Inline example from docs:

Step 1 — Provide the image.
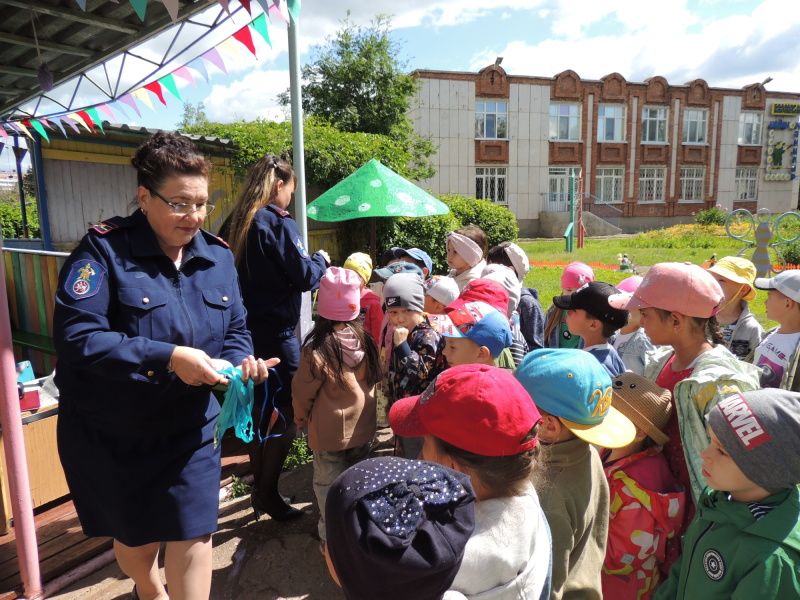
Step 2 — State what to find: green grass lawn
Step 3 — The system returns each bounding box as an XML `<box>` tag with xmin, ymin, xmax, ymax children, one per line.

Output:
<box><xmin>520</xmin><ymin>235</ymin><xmax>776</xmax><ymax>330</ymax></box>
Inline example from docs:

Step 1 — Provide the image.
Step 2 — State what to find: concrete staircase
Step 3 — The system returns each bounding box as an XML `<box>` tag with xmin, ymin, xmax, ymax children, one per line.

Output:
<box><xmin>539</xmin><ymin>210</ymin><xmax>622</xmax><ymax>238</ymax></box>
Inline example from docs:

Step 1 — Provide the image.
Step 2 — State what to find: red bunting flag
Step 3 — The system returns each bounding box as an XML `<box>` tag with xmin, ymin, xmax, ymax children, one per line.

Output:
<box><xmin>233</xmin><ymin>26</ymin><xmax>257</xmax><ymax>57</ymax></box>
<box><xmin>144</xmin><ymin>81</ymin><xmax>168</xmax><ymax>105</ymax></box>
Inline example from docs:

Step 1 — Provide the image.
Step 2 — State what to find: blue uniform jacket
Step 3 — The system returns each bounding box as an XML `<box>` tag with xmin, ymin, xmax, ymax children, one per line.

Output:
<box><xmin>53</xmin><ymin>209</ymin><xmax>253</xmax><ymax>435</ymax></box>
<box><xmin>237</xmin><ymin>204</ymin><xmax>328</xmax><ymax>339</ymax></box>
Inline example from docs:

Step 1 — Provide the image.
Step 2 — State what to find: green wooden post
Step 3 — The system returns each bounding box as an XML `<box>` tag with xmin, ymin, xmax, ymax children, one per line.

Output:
<box><xmin>565</xmin><ymin>173</ymin><xmax>576</xmax><ymax>252</ymax></box>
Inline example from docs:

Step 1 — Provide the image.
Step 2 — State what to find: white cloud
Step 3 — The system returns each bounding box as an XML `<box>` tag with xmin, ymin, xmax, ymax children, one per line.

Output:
<box><xmin>204</xmin><ymin>68</ymin><xmax>290</xmax><ymax>123</ymax></box>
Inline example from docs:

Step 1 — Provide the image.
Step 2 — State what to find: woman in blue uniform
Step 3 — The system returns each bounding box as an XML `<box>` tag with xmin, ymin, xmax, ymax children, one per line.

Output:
<box><xmin>54</xmin><ymin>132</ymin><xmax>271</xmax><ymax>600</ymax></box>
<box><xmin>222</xmin><ymin>154</ymin><xmax>329</xmax><ymax>520</ymax></box>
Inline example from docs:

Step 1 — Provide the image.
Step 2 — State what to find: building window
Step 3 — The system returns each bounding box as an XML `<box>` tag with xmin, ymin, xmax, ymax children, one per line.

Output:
<box><xmin>546</xmin><ymin>167</ymin><xmax>581</xmax><ymax>211</ymax></box>
<box><xmin>597</xmin><ymin>105</ymin><xmax>625</xmax><ymax>142</ymax></box>
<box><xmin>549</xmin><ymin>104</ymin><xmax>581</xmax><ymax>141</ymax></box>
<box><xmin>680</xmin><ymin>167</ymin><xmax>705</xmax><ymax>202</ymax></box>
<box><xmin>475</xmin><ymin>101</ymin><xmax>508</xmax><ymax>139</ymax></box>
<box><xmin>738</xmin><ymin>112</ymin><xmax>762</xmax><ymax>145</ymax></box>
<box><xmin>595</xmin><ymin>168</ymin><xmax>624</xmax><ymax>203</ymax></box>
<box><xmin>735</xmin><ymin>167</ymin><xmax>758</xmax><ymax>200</ymax></box>
<box><xmin>638</xmin><ymin>167</ymin><xmax>665</xmax><ymax>203</ymax></box>
<box><xmin>641</xmin><ymin>107</ymin><xmax>668</xmax><ymax>143</ymax></box>
<box><xmin>683</xmin><ymin>109</ymin><xmax>708</xmax><ymax>144</ymax></box>
<box><xmin>476</xmin><ymin>167</ymin><xmax>507</xmax><ymax>205</ymax></box>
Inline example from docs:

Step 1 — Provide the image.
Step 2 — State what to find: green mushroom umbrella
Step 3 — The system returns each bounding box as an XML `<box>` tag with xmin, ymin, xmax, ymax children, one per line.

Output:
<box><xmin>306</xmin><ymin>159</ymin><xmax>450</xmax><ymax>262</ymax></box>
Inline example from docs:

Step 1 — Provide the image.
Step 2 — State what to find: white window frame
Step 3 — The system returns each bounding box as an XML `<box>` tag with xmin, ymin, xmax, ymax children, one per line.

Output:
<box><xmin>475</xmin><ymin>101</ymin><xmax>508</xmax><ymax>140</ymax></box>
<box><xmin>738</xmin><ymin>112</ymin><xmax>762</xmax><ymax>145</ymax></box>
<box><xmin>547</xmin><ymin>166</ymin><xmax>581</xmax><ymax>211</ymax></box>
<box><xmin>549</xmin><ymin>104</ymin><xmax>581</xmax><ymax>141</ymax></box>
<box><xmin>682</xmin><ymin>109</ymin><xmax>708</xmax><ymax>144</ymax></box>
<box><xmin>679</xmin><ymin>167</ymin><xmax>705</xmax><ymax>202</ymax></box>
<box><xmin>595</xmin><ymin>168</ymin><xmax>624</xmax><ymax>203</ymax></box>
<box><xmin>638</xmin><ymin>167</ymin><xmax>666</xmax><ymax>203</ymax></box>
<box><xmin>597</xmin><ymin>105</ymin><xmax>625</xmax><ymax>142</ymax></box>
<box><xmin>735</xmin><ymin>167</ymin><xmax>758</xmax><ymax>200</ymax></box>
<box><xmin>641</xmin><ymin>107</ymin><xmax>668</xmax><ymax>143</ymax></box>
<box><xmin>476</xmin><ymin>167</ymin><xmax>507</xmax><ymax>205</ymax></box>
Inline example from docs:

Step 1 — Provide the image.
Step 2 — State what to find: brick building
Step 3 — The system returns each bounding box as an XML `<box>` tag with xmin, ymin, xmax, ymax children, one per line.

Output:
<box><xmin>408</xmin><ymin>64</ymin><xmax>800</xmax><ymax>236</ymax></box>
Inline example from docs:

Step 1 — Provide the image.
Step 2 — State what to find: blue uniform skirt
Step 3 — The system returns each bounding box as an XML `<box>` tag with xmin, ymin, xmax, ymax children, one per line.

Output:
<box><xmin>57</xmin><ymin>402</ymin><xmax>221</xmax><ymax>547</ymax></box>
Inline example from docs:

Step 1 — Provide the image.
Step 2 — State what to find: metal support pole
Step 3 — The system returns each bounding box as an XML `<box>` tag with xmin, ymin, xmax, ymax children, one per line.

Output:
<box><xmin>14</xmin><ymin>137</ymin><xmax>29</xmax><ymax>238</ymax></box>
<box><xmin>288</xmin><ymin>17</ymin><xmax>307</xmax><ymax>248</ymax></box>
<box><xmin>566</xmin><ymin>174</ymin><xmax>575</xmax><ymax>252</ymax></box>
<box><xmin>0</xmin><ymin>239</ymin><xmax>42</xmax><ymax>598</ymax></box>
<box><xmin>31</xmin><ymin>134</ymin><xmax>52</xmax><ymax>250</ymax></box>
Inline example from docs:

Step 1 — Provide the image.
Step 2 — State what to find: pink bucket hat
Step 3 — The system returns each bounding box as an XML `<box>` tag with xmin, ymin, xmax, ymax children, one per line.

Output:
<box><xmin>608</xmin><ymin>262</ymin><xmax>723</xmax><ymax>318</ymax></box>
<box><xmin>561</xmin><ymin>262</ymin><xmax>595</xmax><ymax>289</ymax></box>
<box><xmin>318</xmin><ymin>267</ymin><xmax>361</xmax><ymax>322</ymax></box>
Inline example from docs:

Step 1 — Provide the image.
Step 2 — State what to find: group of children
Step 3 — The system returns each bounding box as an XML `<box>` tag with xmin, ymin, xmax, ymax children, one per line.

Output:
<box><xmin>286</xmin><ymin>224</ymin><xmax>800</xmax><ymax>600</ymax></box>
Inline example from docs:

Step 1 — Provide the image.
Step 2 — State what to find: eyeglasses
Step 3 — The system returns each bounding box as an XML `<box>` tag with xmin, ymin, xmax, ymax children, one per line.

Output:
<box><xmin>148</xmin><ymin>187</ymin><xmax>215</xmax><ymax>216</ymax></box>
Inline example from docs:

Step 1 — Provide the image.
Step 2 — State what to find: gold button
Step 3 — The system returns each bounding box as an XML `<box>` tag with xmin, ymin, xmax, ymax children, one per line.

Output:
<box><xmin>147</xmin><ymin>370</ymin><xmax>155</xmax><ymax>376</ymax></box>
<box><xmin>222</xmin><ymin>296</ymin><xmax>228</xmax><ymax>302</ymax></box>
<box><xmin>143</xmin><ymin>297</ymin><xmax>150</xmax><ymax>304</ymax></box>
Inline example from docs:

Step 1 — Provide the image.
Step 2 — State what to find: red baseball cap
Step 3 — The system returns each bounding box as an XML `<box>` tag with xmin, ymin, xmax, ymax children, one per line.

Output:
<box><xmin>389</xmin><ymin>364</ymin><xmax>542</xmax><ymax>456</ymax></box>
<box><xmin>446</xmin><ymin>279</ymin><xmax>509</xmax><ymax>314</ymax></box>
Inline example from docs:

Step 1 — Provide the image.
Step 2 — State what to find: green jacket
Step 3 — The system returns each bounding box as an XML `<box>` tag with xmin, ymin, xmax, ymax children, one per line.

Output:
<box><xmin>654</xmin><ymin>487</ymin><xmax>800</xmax><ymax>599</ymax></box>
<box><xmin>644</xmin><ymin>346</ymin><xmax>761</xmax><ymax>503</ymax></box>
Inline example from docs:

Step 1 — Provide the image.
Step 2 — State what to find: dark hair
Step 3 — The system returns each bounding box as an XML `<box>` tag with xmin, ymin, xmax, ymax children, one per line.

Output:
<box><xmin>654</xmin><ymin>308</ymin><xmax>724</xmax><ymax>345</ymax></box>
<box><xmin>131</xmin><ymin>131</ymin><xmax>212</xmax><ymax>191</ymax></box>
<box><xmin>300</xmin><ymin>318</ymin><xmax>382</xmax><ymax>389</ymax></box>
<box><xmin>455</xmin><ymin>225</ymin><xmax>489</xmax><ymax>259</ymax></box>
<box><xmin>221</xmin><ymin>154</ymin><xmax>297</xmax><ymax>266</ymax></box>
<box><xmin>432</xmin><ymin>425</ymin><xmax>544</xmax><ymax>498</ymax></box>
<box><xmin>585</xmin><ymin>311</ymin><xmax>624</xmax><ymax>338</ymax></box>
<box><xmin>486</xmin><ymin>242</ymin><xmax>515</xmax><ymax>271</ymax></box>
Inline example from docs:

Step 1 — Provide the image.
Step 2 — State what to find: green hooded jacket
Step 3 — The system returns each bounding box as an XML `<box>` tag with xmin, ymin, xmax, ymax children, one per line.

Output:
<box><xmin>654</xmin><ymin>486</ymin><xmax>800</xmax><ymax>599</ymax></box>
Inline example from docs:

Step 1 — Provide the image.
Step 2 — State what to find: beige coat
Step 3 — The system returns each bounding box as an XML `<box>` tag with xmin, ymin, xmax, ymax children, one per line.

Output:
<box><xmin>292</xmin><ymin>331</ymin><xmax>377</xmax><ymax>453</ymax></box>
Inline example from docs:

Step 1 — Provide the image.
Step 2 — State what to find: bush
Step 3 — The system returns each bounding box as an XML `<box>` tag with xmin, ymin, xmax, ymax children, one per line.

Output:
<box><xmin>694</xmin><ymin>205</ymin><xmax>728</xmax><ymax>226</ymax></box>
<box><xmin>392</xmin><ymin>211</ymin><xmax>461</xmax><ymax>274</ymax></box>
<box><xmin>781</xmin><ymin>240</ymin><xmax>800</xmax><ymax>266</ymax></box>
<box><xmin>0</xmin><ymin>199</ymin><xmax>40</xmax><ymax>239</ymax></box>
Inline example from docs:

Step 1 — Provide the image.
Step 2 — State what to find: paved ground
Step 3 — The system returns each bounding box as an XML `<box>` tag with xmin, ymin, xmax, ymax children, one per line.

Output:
<box><xmin>47</xmin><ymin>430</ymin><xmax>400</xmax><ymax>600</ymax></box>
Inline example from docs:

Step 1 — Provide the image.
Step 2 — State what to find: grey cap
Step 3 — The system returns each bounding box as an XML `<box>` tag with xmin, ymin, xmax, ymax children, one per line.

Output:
<box><xmin>707</xmin><ymin>389</ymin><xmax>800</xmax><ymax>494</ymax></box>
<box><xmin>754</xmin><ymin>270</ymin><xmax>800</xmax><ymax>303</ymax></box>
<box><xmin>383</xmin><ymin>272</ymin><xmax>425</xmax><ymax>313</ymax></box>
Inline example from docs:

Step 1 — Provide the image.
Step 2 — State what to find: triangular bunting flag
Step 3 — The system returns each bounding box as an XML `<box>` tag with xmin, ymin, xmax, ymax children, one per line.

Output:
<box><xmin>97</xmin><ymin>103</ymin><xmax>117</xmax><ymax>122</ymax></box>
<box><xmin>218</xmin><ymin>0</ymin><xmax>230</xmax><ymax>14</ymax></box>
<box><xmin>0</xmin><ymin>142</ymin><xmax>3</xmax><ymax>157</ymax></box>
<box><xmin>75</xmin><ymin>0</ymin><xmax>87</xmax><ymax>9</ymax></box>
<box><xmin>162</xmin><ymin>0</ymin><xmax>179</xmax><ymax>22</ymax></box>
<box><xmin>50</xmin><ymin>118</ymin><xmax>68</xmax><ymax>138</ymax></box>
<box><xmin>130</xmin><ymin>0</ymin><xmax>147</xmax><ymax>20</ymax></box>
<box><xmin>239</xmin><ymin>0</ymin><xmax>252</xmax><ymax>14</ymax></box>
<box><xmin>233</xmin><ymin>26</ymin><xmax>257</xmax><ymax>57</ymax></box>
<box><xmin>29</xmin><ymin>119</ymin><xmax>50</xmax><ymax>142</ymax></box>
<box><xmin>14</xmin><ymin>121</ymin><xmax>34</xmax><ymax>140</ymax></box>
<box><xmin>132</xmin><ymin>88</ymin><xmax>155</xmax><ymax>111</ymax></box>
<box><xmin>200</xmin><ymin>47</ymin><xmax>227</xmax><ymax>75</ymax></box>
<box><xmin>144</xmin><ymin>81</ymin><xmax>168</xmax><ymax>106</ymax></box>
<box><xmin>60</xmin><ymin>115</ymin><xmax>80</xmax><ymax>134</ymax></box>
<box><xmin>187</xmin><ymin>58</ymin><xmax>210</xmax><ymax>83</ymax></box>
<box><xmin>70</xmin><ymin>112</ymin><xmax>93</xmax><ymax>133</ymax></box>
<box><xmin>255</xmin><ymin>0</ymin><xmax>271</xmax><ymax>16</ymax></box>
<box><xmin>268</xmin><ymin>2</ymin><xmax>289</xmax><ymax>24</ymax></box>
<box><xmin>12</xmin><ymin>145</ymin><xmax>28</xmax><ymax>164</ymax></box>
<box><xmin>85</xmin><ymin>107</ymin><xmax>105</xmax><ymax>133</ymax></box>
<box><xmin>118</xmin><ymin>93</ymin><xmax>143</xmax><ymax>117</ymax></box>
<box><xmin>287</xmin><ymin>0</ymin><xmax>300</xmax><ymax>23</ymax></box>
<box><xmin>172</xmin><ymin>65</ymin><xmax>196</xmax><ymax>87</ymax></box>
<box><xmin>218</xmin><ymin>38</ymin><xmax>242</xmax><ymax>63</ymax></box>
<box><xmin>252</xmin><ymin>13</ymin><xmax>272</xmax><ymax>47</ymax></box>
<box><xmin>158</xmin><ymin>73</ymin><xmax>182</xmax><ymax>101</ymax></box>
<box><xmin>0</xmin><ymin>127</ymin><xmax>8</xmax><ymax>140</ymax></box>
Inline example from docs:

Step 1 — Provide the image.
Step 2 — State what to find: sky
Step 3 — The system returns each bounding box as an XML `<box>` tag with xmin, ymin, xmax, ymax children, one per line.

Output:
<box><xmin>3</xmin><ymin>0</ymin><xmax>799</xmax><ymax>174</ymax></box>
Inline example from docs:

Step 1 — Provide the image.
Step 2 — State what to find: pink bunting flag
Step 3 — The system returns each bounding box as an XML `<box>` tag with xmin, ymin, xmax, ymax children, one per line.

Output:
<box><xmin>200</xmin><ymin>47</ymin><xmax>227</xmax><ymax>75</ymax></box>
<box><xmin>218</xmin><ymin>0</ymin><xmax>230</xmax><ymax>14</ymax></box>
<box><xmin>118</xmin><ymin>94</ymin><xmax>142</xmax><ymax>117</ymax></box>
<box><xmin>97</xmin><ymin>103</ymin><xmax>117</xmax><ymax>122</ymax></box>
<box><xmin>172</xmin><ymin>65</ymin><xmax>196</xmax><ymax>87</ymax></box>
<box><xmin>162</xmin><ymin>0</ymin><xmax>179</xmax><ymax>21</ymax></box>
<box><xmin>0</xmin><ymin>126</ymin><xmax>8</xmax><ymax>140</ymax></box>
<box><xmin>268</xmin><ymin>1</ymin><xmax>289</xmax><ymax>24</ymax></box>
<box><xmin>144</xmin><ymin>81</ymin><xmax>168</xmax><ymax>106</ymax></box>
<box><xmin>233</xmin><ymin>25</ymin><xmax>257</xmax><ymax>57</ymax></box>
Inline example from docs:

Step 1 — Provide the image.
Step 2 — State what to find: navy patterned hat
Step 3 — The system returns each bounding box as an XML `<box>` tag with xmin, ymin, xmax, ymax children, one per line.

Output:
<box><xmin>325</xmin><ymin>457</ymin><xmax>476</xmax><ymax>600</ymax></box>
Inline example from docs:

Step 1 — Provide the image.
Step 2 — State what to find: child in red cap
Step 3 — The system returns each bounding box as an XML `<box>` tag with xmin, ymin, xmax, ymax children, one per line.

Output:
<box><xmin>292</xmin><ymin>267</ymin><xmax>382</xmax><ymax>544</ymax></box>
<box><xmin>389</xmin><ymin>364</ymin><xmax>552</xmax><ymax>599</ymax></box>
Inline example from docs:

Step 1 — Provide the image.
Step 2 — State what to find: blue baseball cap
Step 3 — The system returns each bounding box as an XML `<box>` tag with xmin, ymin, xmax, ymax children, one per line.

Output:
<box><xmin>400</xmin><ymin>248</ymin><xmax>433</xmax><ymax>275</ymax></box>
<box><xmin>430</xmin><ymin>301</ymin><xmax>512</xmax><ymax>358</ymax></box>
<box><xmin>515</xmin><ymin>349</ymin><xmax>636</xmax><ymax>448</ymax></box>
<box><xmin>373</xmin><ymin>261</ymin><xmax>425</xmax><ymax>282</ymax></box>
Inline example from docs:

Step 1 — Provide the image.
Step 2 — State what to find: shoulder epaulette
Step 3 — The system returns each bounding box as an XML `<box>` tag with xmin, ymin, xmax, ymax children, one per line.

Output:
<box><xmin>200</xmin><ymin>229</ymin><xmax>230</xmax><ymax>248</ymax></box>
<box><xmin>88</xmin><ymin>216</ymin><xmax>131</xmax><ymax>235</ymax></box>
<box><xmin>268</xmin><ymin>204</ymin><xmax>293</xmax><ymax>219</ymax></box>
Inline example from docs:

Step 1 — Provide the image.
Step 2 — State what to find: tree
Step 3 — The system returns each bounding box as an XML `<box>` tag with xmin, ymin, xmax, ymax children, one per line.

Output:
<box><xmin>176</xmin><ymin>101</ymin><xmax>209</xmax><ymax>130</ymax></box>
<box><xmin>277</xmin><ymin>14</ymin><xmax>435</xmax><ymax>179</ymax></box>
<box><xmin>22</xmin><ymin>166</ymin><xmax>35</xmax><ymax>199</ymax></box>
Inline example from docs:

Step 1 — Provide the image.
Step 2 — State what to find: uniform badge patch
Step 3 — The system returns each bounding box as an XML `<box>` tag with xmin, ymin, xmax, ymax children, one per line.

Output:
<box><xmin>65</xmin><ymin>260</ymin><xmax>106</xmax><ymax>300</ymax></box>
<box><xmin>703</xmin><ymin>549</ymin><xmax>725</xmax><ymax>581</ymax></box>
<box><xmin>90</xmin><ymin>220</ymin><xmax>120</xmax><ymax>234</ymax></box>
<box><xmin>293</xmin><ymin>235</ymin><xmax>309</xmax><ymax>258</ymax></box>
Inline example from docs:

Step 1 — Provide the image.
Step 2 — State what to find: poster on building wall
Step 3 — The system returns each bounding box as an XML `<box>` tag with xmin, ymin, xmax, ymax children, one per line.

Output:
<box><xmin>766</xmin><ymin>103</ymin><xmax>799</xmax><ymax>181</ymax></box>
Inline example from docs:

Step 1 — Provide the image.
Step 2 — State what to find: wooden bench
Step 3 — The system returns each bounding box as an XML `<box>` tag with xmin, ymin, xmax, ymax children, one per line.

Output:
<box><xmin>3</xmin><ymin>248</ymin><xmax>68</xmax><ymax>375</ymax></box>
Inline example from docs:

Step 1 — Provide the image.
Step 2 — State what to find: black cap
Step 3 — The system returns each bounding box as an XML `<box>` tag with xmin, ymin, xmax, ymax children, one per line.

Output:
<box><xmin>553</xmin><ymin>281</ymin><xmax>628</xmax><ymax>329</ymax></box>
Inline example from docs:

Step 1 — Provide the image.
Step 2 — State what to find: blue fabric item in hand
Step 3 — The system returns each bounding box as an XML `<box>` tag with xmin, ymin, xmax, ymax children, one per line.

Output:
<box><xmin>214</xmin><ymin>366</ymin><xmax>254</xmax><ymax>448</ymax></box>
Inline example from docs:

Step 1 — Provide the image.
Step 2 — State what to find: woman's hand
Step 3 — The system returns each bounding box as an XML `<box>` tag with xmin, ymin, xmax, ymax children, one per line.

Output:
<box><xmin>240</xmin><ymin>355</ymin><xmax>280</xmax><ymax>385</ymax></box>
<box><xmin>170</xmin><ymin>346</ymin><xmax>228</xmax><ymax>386</ymax></box>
